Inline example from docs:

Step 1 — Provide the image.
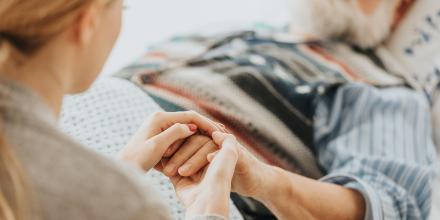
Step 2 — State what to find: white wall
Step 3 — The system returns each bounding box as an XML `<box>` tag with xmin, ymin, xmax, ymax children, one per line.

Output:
<box><xmin>102</xmin><ymin>0</ymin><xmax>290</xmax><ymax>75</ymax></box>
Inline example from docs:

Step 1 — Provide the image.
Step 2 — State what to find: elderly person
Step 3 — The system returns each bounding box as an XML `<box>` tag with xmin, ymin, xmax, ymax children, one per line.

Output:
<box><xmin>289</xmin><ymin>0</ymin><xmax>415</xmax><ymax>48</ymax></box>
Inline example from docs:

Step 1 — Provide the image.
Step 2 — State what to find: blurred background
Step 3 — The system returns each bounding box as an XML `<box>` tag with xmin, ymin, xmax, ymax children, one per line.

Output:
<box><xmin>102</xmin><ymin>0</ymin><xmax>290</xmax><ymax>75</ymax></box>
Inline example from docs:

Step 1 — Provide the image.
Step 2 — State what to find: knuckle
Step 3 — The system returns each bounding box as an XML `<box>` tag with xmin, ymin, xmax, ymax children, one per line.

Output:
<box><xmin>173</xmin><ymin>123</ymin><xmax>188</xmax><ymax>135</ymax></box>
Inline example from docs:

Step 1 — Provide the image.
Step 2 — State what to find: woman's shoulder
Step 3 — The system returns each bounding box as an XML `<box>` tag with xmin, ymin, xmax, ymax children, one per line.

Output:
<box><xmin>7</xmin><ymin>119</ymin><xmax>170</xmax><ymax>220</ymax></box>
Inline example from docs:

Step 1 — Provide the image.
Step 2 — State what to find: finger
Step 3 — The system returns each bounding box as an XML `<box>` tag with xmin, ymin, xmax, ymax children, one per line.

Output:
<box><xmin>188</xmin><ymin>168</ymin><xmax>206</xmax><ymax>183</ymax></box>
<box><xmin>150</xmin><ymin>123</ymin><xmax>197</xmax><ymax>152</ymax></box>
<box><xmin>170</xmin><ymin>175</ymin><xmax>183</xmax><ymax>186</ymax></box>
<box><xmin>153</xmin><ymin>111</ymin><xmax>222</xmax><ymax>135</ymax></box>
<box><xmin>216</xmin><ymin>122</ymin><xmax>229</xmax><ymax>133</ymax></box>
<box><xmin>142</xmin><ymin>123</ymin><xmax>197</xmax><ymax>170</ymax></box>
<box><xmin>154</xmin><ymin>162</ymin><xmax>164</xmax><ymax>172</ymax></box>
<box><xmin>204</xmin><ymin>139</ymin><xmax>239</xmax><ymax>185</ymax></box>
<box><xmin>207</xmin><ymin>151</ymin><xmax>219</xmax><ymax>162</ymax></box>
<box><xmin>178</xmin><ymin>141</ymin><xmax>219</xmax><ymax>177</ymax></box>
<box><xmin>163</xmin><ymin>135</ymin><xmax>210</xmax><ymax>177</ymax></box>
<box><xmin>212</xmin><ymin>131</ymin><xmax>236</xmax><ymax>147</ymax></box>
<box><xmin>164</xmin><ymin>139</ymin><xmax>186</xmax><ymax>158</ymax></box>
<box><xmin>159</xmin><ymin>158</ymin><xmax>170</xmax><ymax>172</ymax></box>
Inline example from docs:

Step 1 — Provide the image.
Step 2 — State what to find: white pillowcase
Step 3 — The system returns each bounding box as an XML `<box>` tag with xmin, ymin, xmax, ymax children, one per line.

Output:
<box><xmin>386</xmin><ymin>0</ymin><xmax>440</xmax><ymax>92</ymax></box>
<box><xmin>387</xmin><ymin>0</ymin><xmax>440</xmax><ymax>151</ymax></box>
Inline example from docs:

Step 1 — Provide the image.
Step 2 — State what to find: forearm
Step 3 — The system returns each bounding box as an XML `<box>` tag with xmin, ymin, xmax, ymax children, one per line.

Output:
<box><xmin>254</xmin><ymin>165</ymin><xmax>366</xmax><ymax>220</ymax></box>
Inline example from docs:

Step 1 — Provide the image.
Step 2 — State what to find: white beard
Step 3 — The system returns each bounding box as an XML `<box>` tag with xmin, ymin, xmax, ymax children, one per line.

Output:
<box><xmin>288</xmin><ymin>0</ymin><xmax>399</xmax><ymax>48</ymax></box>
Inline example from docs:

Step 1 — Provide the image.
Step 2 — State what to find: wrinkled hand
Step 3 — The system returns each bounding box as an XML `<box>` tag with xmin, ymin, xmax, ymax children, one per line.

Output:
<box><xmin>164</xmin><ymin>130</ymin><xmax>270</xmax><ymax>198</ymax></box>
<box><xmin>210</xmin><ymin>132</ymin><xmax>270</xmax><ymax>198</ymax></box>
<box><xmin>119</xmin><ymin>111</ymin><xmax>224</xmax><ymax>171</ymax></box>
<box><xmin>170</xmin><ymin>139</ymin><xmax>239</xmax><ymax>219</ymax></box>
<box><xmin>161</xmin><ymin>135</ymin><xmax>219</xmax><ymax>177</ymax></box>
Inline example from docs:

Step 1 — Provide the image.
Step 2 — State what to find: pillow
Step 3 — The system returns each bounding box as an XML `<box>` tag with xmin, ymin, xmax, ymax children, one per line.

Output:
<box><xmin>385</xmin><ymin>0</ymin><xmax>440</xmax><ymax>156</ymax></box>
<box><xmin>60</xmin><ymin>77</ymin><xmax>244</xmax><ymax>220</ymax></box>
<box><xmin>386</xmin><ymin>0</ymin><xmax>440</xmax><ymax>93</ymax></box>
<box><xmin>384</xmin><ymin>3</ymin><xmax>440</xmax><ymax>219</ymax></box>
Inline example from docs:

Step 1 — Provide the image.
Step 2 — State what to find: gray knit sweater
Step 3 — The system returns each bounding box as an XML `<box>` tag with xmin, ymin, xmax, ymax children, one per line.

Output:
<box><xmin>0</xmin><ymin>77</ymin><xmax>224</xmax><ymax>220</ymax></box>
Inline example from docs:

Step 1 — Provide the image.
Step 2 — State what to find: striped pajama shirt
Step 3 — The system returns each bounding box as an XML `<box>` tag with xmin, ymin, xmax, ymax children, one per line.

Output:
<box><xmin>315</xmin><ymin>83</ymin><xmax>438</xmax><ymax>219</ymax></box>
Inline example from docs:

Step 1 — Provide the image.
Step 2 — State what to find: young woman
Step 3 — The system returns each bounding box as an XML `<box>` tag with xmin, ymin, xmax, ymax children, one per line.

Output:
<box><xmin>0</xmin><ymin>0</ymin><xmax>237</xmax><ymax>219</ymax></box>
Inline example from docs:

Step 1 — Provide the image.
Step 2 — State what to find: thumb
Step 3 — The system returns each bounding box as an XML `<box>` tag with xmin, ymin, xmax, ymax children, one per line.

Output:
<box><xmin>204</xmin><ymin>134</ymin><xmax>239</xmax><ymax>183</ymax></box>
<box><xmin>193</xmin><ymin>133</ymin><xmax>238</xmax><ymax>219</ymax></box>
<box><xmin>212</xmin><ymin>131</ymin><xmax>237</xmax><ymax>147</ymax></box>
<box><xmin>148</xmin><ymin>123</ymin><xmax>197</xmax><ymax>155</ymax></box>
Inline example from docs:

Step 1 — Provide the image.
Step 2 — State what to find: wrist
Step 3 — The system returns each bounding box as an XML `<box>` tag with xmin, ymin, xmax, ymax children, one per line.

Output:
<box><xmin>253</xmin><ymin>165</ymin><xmax>295</xmax><ymax>203</ymax></box>
<box><xmin>184</xmin><ymin>183</ymin><xmax>230</xmax><ymax>219</ymax></box>
<box><xmin>253</xmin><ymin>166</ymin><xmax>317</xmax><ymax>220</ymax></box>
<box><xmin>184</xmin><ymin>197</ymin><xmax>229</xmax><ymax>219</ymax></box>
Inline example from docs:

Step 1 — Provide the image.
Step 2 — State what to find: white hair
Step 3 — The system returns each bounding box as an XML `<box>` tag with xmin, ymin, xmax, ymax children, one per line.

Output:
<box><xmin>288</xmin><ymin>0</ymin><xmax>399</xmax><ymax>48</ymax></box>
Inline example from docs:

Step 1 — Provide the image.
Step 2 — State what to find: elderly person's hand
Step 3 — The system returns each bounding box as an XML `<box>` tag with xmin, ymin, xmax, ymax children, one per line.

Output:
<box><xmin>161</xmin><ymin>134</ymin><xmax>219</xmax><ymax>178</ymax></box>
<box><xmin>209</xmin><ymin>132</ymin><xmax>366</xmax><ymax>220</ymax></box>
<box><xmin>161</xmin><ymin>130</ymin><xmax>267</xmax><ymax>198</ymax></box>
<box><xmin>118</xmin><ymin>111</ymin><xmax>224</xmax><ymax>171</ymax></box>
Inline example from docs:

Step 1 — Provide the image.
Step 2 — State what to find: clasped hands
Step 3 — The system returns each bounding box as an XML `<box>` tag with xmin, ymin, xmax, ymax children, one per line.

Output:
<box><xmin>119</xmin><ymin>111</ymin><xmax>267</xmax><ymax>219</ymax></box>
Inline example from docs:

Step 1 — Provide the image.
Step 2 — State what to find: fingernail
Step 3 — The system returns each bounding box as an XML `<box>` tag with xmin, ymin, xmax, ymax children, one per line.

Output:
<box><xmin>164</xmin><ymin>163</ymin><xmax>176</xmax><ymax>175</ymax></box>
<box><xmin>178</xmin><ymin>164</ymin><xmax>192</xmax><ymax>175</ymax></box>
<box><xmin>187</xmin><ymin>124</ymin><xmax>198</xmax><ymax>132</ymax></box>
<box><xmin>216</xmin><ymin>123</ymin><xmax>227</xmax><ymax>132</ymax></box>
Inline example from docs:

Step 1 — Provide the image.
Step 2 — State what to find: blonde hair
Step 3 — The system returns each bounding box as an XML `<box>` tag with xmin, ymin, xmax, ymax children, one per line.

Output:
<box><xmin>0</xmin><ymin>132</ymin><xmax>28</xmax><ymax>220</ymax></box>
<box><xmin>0</xmin><ymin>0</ymin><xmax>113</xmax><ymax>219</ymax></box>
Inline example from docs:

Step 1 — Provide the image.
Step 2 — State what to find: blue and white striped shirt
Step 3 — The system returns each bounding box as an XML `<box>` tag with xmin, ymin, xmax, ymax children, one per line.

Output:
<box><xmin>315</xmin><ymin>83</ymin><xmax>438</xmax><ymax>220</ymax></box>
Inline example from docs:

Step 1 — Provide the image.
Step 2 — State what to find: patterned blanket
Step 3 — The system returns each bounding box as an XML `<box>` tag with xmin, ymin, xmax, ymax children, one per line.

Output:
<box><xmin>115</xmin><ymin>24</ymin><xmax>406</xmax><ymax>179</ymax></box>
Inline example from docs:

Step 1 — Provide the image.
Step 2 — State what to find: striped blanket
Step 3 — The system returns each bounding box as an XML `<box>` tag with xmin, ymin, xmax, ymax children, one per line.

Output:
<box><xmin>115</xmin><ymin>25</ymin><xmax>407</xmax><ymax>178</ymax></box>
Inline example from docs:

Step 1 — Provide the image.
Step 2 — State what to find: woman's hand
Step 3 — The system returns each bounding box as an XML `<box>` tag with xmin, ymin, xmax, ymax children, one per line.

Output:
<box><xmin>118</xmin><ymin>111</ymin><xmax>223</xmax><ymax>171</ymax></box>
<box><xmin>170</xmin><ymin>139</ymin><xmax>239</xmax><ymax>219</ymax></box>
